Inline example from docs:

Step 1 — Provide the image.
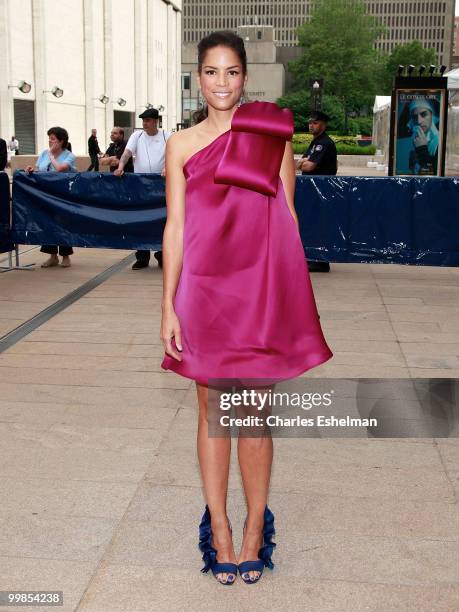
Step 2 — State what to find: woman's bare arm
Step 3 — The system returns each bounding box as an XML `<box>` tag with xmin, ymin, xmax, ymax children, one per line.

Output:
<box><xmin>160</xmin><ymin>132</ymin><xmax>186</xmax><ymax>361</ymax></box>
<box><xmin>279</xmin><ymin>141</ymin><xmax>299</xmax><ymax>227</ymax></box>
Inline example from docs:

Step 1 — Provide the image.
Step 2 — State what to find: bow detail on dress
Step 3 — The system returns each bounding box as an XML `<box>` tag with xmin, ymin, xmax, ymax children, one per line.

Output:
<box><xmin>214</xmin><ymin>101</ymin><xmax>294</xmax><ymax>197</ymax></box>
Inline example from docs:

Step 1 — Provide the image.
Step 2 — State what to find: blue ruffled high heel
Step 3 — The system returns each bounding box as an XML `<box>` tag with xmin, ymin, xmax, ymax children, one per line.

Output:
<box><xmin>238</xmin><ymin>506</ymin><xmax>276</xmax><ymax>584</ymax></box>
<box><xmin>198</xmin><ymin>505</ymin><xmax>238</xmax><ymax>585</ymax></box>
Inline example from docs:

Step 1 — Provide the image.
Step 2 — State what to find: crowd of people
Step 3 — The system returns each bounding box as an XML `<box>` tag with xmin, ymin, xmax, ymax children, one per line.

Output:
<box><xmin>2</xmin><ymin>103</ymin><xmax>337</xmax><ymax>273</ymax></box>
<box><xmin>19</xmin><ymin>107</ymin><xmax>169</xmax><ymax>270</ymax></box>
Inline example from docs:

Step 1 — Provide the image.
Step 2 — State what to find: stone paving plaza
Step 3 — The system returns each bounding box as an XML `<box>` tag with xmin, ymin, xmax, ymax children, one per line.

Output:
<box><xmin>0</xmin><ymin>244</ymin><xmax>458</xmax><ymax>612</ymax></box>
<box><xmin>1</xmin><ymin>154</ymin><xmax>459</xmax><ymax>612</ymax></box>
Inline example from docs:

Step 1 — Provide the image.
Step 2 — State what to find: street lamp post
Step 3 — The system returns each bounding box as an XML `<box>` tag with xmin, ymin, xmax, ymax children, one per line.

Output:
<box><xmin>309</xmin><ymin>78</ymin><xmax>324</xmax><ymax>111</ymax></box>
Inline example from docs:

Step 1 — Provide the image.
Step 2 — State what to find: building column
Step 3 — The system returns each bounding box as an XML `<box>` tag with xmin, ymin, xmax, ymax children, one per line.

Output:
<box><xmin>0</xmin><ymin>0</ymin><xmax>14</xmax><ymax>140</ymax></box>
<box><xmin>175</xmin><ymin>7</ymin><xmax>182</xmax><ymax>126</ymax></box>
<box><xmin>134</xmin><ymin>0</ymin><xmax>147</xmax><ymax>121</ymax></box>
<box><xmin>32</xmin><ymin>0</ymin><xmax>47</xmax><ymax>151</ymax></box>
<box><xmin>103</xmin><ymin>0</ymin><xmax>114</xmax><ymax>139</ymax></box>
<box><xmin>83</xmin><ymin>0</ymin><xmax>95</xmax><ymax>144</ymax></box>
<box><xmin>146</xmin><ymin>0</ymin><xmax>155</xmax><ymax>127</ymax></box>
<box><xmin>166</xmin><ymin>3</ymin><xmax>176</xmax><ymax>130</ymax></box>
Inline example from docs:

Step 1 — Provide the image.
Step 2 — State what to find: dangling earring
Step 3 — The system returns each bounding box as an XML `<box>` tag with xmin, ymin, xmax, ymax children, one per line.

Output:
<box><xmin>239</xmin><ymin>89</ymin><xmax>247</xmax><ymax>106</ymax></box>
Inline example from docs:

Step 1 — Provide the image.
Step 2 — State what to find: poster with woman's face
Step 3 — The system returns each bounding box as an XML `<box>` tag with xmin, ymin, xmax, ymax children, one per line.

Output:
<box><xmin>394</xmin><ymin>91</ymin><xmax>443</xmax><ymax>176</ymax></box>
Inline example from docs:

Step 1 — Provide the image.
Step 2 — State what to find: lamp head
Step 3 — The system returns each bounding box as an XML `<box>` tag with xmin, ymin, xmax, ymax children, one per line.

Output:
<box><xmin>51</xmin><ymin>86</ymin><xmax>64</xmax><ymax>98</ymax></box>
<box><xmin>18</xmin><ymin>80</ymin><xmax>32</xmax><ymax>94</ymax></box>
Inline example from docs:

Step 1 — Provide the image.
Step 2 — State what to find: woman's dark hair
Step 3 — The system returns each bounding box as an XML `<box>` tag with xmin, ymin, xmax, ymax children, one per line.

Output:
<box><xmin>193</xmin><ymin>31</ymin><xmax>247</xmax><ymax>125</ymax></box>
<box><xmin>47</xmin><ymin>126</ymin><xmax>70</xmax><ymax>150</ymax></box>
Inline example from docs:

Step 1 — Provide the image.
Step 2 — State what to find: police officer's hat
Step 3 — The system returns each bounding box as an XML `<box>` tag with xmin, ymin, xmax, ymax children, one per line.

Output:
<box><xmin>138</xmin><ymin>107</ymin><xmax>159</xmax><ymax>119</ymax></box>
<box><xmin>308</xmin><ymin>110</ymin><xmax>331</xmax><ymax>123</ymax></box>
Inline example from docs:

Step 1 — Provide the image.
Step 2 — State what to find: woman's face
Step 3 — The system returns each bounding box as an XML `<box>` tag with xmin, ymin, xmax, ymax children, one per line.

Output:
<box><xmin>197</xmin><ymin>45</ymin><xmax>247</xmax><ymax>112</ymax></box>
<box><xmin>48</xmin><ymin>133</ymin><xmax>63</xmax><ymax>149</ymax></box>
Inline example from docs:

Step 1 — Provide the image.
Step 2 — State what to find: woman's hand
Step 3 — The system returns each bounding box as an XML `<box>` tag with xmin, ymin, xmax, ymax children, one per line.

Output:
<box><xmin>48</xmin><ymin>142</ymin><xmax>60</xmax><ymax>156</ymax></box>
<box><xmin>113</xmin><ymin>167</ymin><xmax>124</xmax><ymax>177</ymax></box>
<box><xmin>161</xmin><ymin>306</ymin><xmax>183</xmax><ymax>361</ymax></box>
<box><xmin>25</xmin><ymin>166</ymin><xmax>34</xmax><ymax>174</ymax></box>
<box><xmin>413</xmin><ymin>126</ymin><xmax>428</xmax><ymax>148</ymax></box>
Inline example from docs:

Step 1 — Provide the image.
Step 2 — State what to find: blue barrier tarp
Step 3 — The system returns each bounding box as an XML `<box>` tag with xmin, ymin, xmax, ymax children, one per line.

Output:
<box><xmin>11</xmin><ymin>171</ymin><xmax>459</xmax><ymax>266</ymax></box>
<box><xmin>12</xmin><ymin>171</ymin><xmax>166</xmax><ymax>250</ymax></box>
<box><xmin>0</xmin><ymin>171</ymin><xmax>13</xmax><ymax>254</ymax></box>
<box><xmin>295</xmin><ymin>176</ymin><xmax>459</xmax><ymax>266</ymax></box>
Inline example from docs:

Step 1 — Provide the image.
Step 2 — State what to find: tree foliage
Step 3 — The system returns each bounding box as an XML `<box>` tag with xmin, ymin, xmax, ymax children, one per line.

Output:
<box><xmin>382</xmin><ymin>41</ymin><xmax>438</xmax><ymax>91</ymax></box>
<box><xmin>277</xmin><ymin>90</ymin><xmax>345</xmax><ymax>132</ymax></box>
<box><xmin>289</xmin><ymin>0</ymin><xmax>386</xmax><ymax>116</ymax></box>
<box><xmin>282</xmin><ymin>0</ymin><xmax>440</xmax><ymax>134</ymax></box>
<box><xmin>277</xmin><ymin>90</ymin><xmax>372</xmax><ymax>134</ymax></box>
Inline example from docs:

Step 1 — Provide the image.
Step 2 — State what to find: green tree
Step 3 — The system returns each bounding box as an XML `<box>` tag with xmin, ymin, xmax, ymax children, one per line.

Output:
<box><xmin>382</xmin><ymin>41</ymin><xmax>438</xmax><ymax>91</ymax></box>
<box><xmin>276</xmin><ymin>90</ymin><xmax>312</xmax><ymax>132</ymax></box>
<box><xmin>289</xmin><ymin>0</ymin><xmax>386</xmax><ymax>133</ymax></box>
<box><xmin>277</xmin><ymin>90</ymin><xmax>345</xmax><ymax>132</ymax></box>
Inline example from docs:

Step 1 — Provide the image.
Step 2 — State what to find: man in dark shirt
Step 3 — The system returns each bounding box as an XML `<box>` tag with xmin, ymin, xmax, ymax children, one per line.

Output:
<box><xmin>297</xmin><ymin>110</ymin><xmax>338</xmax><ymax>272</ymax></box>
<box><xmin>298</xmin><ymin>110</ymin><xmax>338</xmax><ymax>175</ymax></box>
<box><xmin>87</xmin><ymin>129</ymin><xmax>101</xmax><ymax>171</ymax></box>
<box><xmin>100</xmin><ymin>127</ymin><xmax>134</xmax><ymax>173</ymax></box>
<box><xmin>0</xmin><ymin>138</ymin><xmax>7</xmax><ymax>171</ymax></box>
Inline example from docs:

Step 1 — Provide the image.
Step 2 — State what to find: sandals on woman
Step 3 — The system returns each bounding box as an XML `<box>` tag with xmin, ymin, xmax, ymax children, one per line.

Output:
<box><xmin>198</xmin><ymin>505</ymin><xmax>238</xmax><ymax>585</ymax></box>
<box><xmin>238</xmin><ymin>506</ymin><xmax>276</xmax><ymax>584</ymax></box>
<box><xmin>199</xmin><ymin>505</ymin><xmax>276</xmax><ymax>585</ymax></box>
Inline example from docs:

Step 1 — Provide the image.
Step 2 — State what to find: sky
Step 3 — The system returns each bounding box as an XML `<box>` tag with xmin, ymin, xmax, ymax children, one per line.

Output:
<box><xmin>456</xmin><ymin>0</ymin><xmax>459</xmax><ymax>16</ymax></box>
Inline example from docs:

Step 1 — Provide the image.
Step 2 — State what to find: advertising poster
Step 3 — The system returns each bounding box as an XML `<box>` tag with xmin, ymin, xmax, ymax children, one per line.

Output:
<box><xmin>394</xmin><ymin>90</ymin><xmax>444</xmax><ymax>176</ymax></box>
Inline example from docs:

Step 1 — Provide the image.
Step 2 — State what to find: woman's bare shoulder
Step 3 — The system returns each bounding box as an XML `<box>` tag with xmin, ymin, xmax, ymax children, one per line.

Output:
<box><xmin>167</xmin><ymin>125</ymin><xmax>208</xmax><ymax>164</ymax></box>
<box><xmin>167</xmin><ymin>125</ymin><xmax>203</xmax><ymax>148</ymax></box>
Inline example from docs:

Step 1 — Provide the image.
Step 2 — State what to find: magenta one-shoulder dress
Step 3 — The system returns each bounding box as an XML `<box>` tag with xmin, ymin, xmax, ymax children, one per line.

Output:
<box><xmin>161</xmin><ymin>102</ymin><xmax>332</xmax><ymax>385</ymax></box>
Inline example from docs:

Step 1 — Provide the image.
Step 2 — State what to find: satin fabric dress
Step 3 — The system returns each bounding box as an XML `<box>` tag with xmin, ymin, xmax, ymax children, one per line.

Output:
<box><xmin>161</xmin><ymin>128</ymin><xmax>333</xmax><ymax>385</ymax></box>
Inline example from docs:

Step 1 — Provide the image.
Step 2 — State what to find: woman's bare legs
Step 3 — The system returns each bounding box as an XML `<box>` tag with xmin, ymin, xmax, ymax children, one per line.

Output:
<box><xmin>237</xmin><ymin>395</ymin><xmax>273</xmax><ymax>581</ymax></box>
<box><xmin>196</xmin><ymin>383</ymin><xmax>237</xmax><ymax>583</ymax></box>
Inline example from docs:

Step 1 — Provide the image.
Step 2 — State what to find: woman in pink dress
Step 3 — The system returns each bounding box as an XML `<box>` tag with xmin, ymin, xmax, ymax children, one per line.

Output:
<box><xmin>160</xmin><ymin>31</ymin><xmax>332</xmax><ymax>585</ymax></box>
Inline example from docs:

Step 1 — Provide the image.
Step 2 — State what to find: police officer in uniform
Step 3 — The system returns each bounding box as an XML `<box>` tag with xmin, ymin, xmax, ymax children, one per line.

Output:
<box><xmin>297</xmin><ymin>110</ymin><xmax>337</xmax><ymax>272</ymax></box>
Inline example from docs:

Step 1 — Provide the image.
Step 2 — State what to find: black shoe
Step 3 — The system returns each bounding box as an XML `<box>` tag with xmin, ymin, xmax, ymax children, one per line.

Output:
<box><xmin>308</xmin><ymin>261</ymin><xmax>330</xmax><ymax>273</ymax></box>
<box><xmin>132</xmin><ymin>260</ymin><xmax>149</xmax><ymax>270</ymax></box>
<box><xmin>153</xmin><ymin>251</ymin><xmax>163</xmax><ymax>269</ymax></box>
